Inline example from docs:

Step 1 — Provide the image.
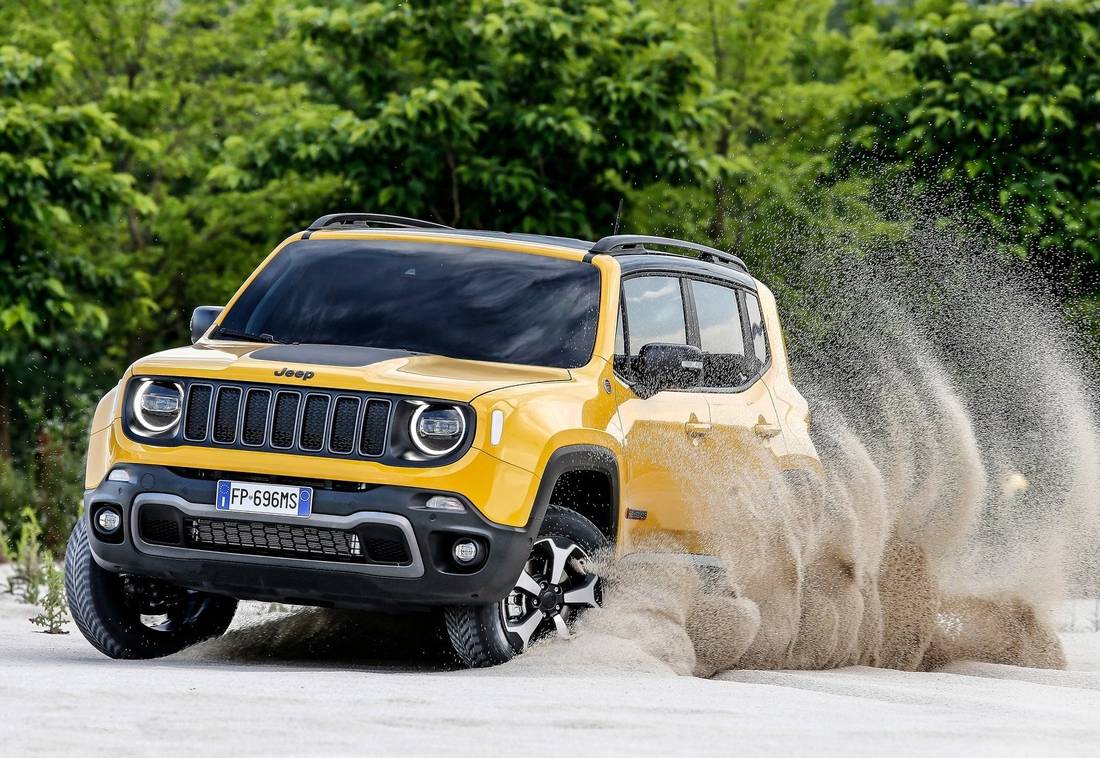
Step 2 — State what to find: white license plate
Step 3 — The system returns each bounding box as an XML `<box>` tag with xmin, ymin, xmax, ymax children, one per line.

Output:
<box><xmin>215</xmin><ymin>480</ymin><xmax>313</xmax><ymax>518</ymax></box>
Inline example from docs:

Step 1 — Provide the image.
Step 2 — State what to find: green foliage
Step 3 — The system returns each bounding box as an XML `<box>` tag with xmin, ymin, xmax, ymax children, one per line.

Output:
<box><xmin>29</xmin><ymin>560</ymin><xmax>70</xmax><ymax>634</ymax></box>
<box><xmin>838</xmin><ymin>0</ymin><xmax>1100</xmax><ymax>280</ymax></box>
<box><xmin>639</xmin><ymin>0</ymin><xmax>912</xmax><ymax>290</ymax></box>
<box><xmin>0</xmin><ymin>42</ymin><xmax>150</xmax><ymax>359</ymax></box>
<box><xmin>212</xmin><ymin>0</ymin><xmax>725</xmax><ymax>239</ymax></box>
<box><xmin>0</xmin><ymin>519</ymin><xmax>10</xmax><ymax>563</ymax></box>
<box><xmin>7</xmin><ymin>507</ymin><xmax>45</xmax><ymax>604</ymax></box>
<box><xmin>0</xmin><ymin>36</ymin><xmax>154</xmax><ymax>469</ymax></box>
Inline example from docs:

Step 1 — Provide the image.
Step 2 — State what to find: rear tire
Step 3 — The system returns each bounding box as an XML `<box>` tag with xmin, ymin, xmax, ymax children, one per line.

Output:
<box><xmin>65</xmin><ymin>518</ymin><xmax>238</xmax><ymax>659</ymax></box>
<box><xmin>445</xmin><ymin>505</ymin><xmax>607</xmax><ymax>668</ymax></box>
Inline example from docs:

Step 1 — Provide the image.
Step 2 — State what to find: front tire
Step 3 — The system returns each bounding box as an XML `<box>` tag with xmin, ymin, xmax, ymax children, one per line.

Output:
<box><xmin>445</xmin><ymin>505</ymin><xmax>607</xmax><ymax>668</ymax></box>
<box><xmin>65</xmin><ymin>519</ymin><xmax>238</xmax><ymax>659</ymax></box>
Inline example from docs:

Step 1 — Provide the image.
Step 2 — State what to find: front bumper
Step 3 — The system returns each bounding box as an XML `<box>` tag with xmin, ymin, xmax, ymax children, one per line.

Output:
<box><xmin>84</xmin><ymin>465</ymin><xmax>545</xmax><ymax>610</ymax></box>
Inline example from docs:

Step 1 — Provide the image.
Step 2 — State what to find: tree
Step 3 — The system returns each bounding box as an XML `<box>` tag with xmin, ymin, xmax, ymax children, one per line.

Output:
<box><xmin>838</xmin><ymin>0</ymin><xmax>1100</xmax><ymax>283</ymax></box>
<box><xmin>210</xmin><ymin>0</ymin><xmax>725</xmax><ymax>239</ymax></box>
<box><xmin>4</xmin><ymin>1</ymin><xmax>318</xmax><ymax>350</ymax></box>
<box><xmin>637</xmin><ymin>0</ymin><xmax>912</xmax><ymax>287</ymax></box>
<box><xmin>0</xmin><ymin>42</ymin><xmax>151</xmax><ymax>459</ymax></box>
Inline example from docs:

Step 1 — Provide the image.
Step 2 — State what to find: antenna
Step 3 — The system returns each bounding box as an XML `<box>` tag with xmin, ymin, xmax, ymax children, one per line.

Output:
<box><xmin>612</xmin><ymin>198</ymin><xmax>624</xmax><ymax>235</ymax></box>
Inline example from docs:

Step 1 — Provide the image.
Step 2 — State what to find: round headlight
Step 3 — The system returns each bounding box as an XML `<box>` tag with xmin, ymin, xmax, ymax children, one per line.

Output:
<box><xmin>132</xmin><ymin>380</ymin><xmax>183</xmax><ymax>435</ymax></box>
<box><xmin>409</xmin><ymin>404</ymin><xmax>466</xmax><ymax>456</ymax></box>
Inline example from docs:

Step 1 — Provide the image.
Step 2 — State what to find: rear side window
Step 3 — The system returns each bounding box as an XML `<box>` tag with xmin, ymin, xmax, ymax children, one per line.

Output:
<box><xmin>621</xmin><ymin>276</ymin><xmax>687</xmax><ymax>355</ymax></box>
<box><xmin>690</xmin><ymin>280</ymin><xmax>749</xmax><ymax>388</ymax></box>
<box><xmin>692</xmin><ymin>280</ymin><xmax>744</xmax><ymax>354</ymax></box>
<box><xmin>744</xmin><ymin>292</ymin><xmax>769</xmax><ymax>364</ymax></box>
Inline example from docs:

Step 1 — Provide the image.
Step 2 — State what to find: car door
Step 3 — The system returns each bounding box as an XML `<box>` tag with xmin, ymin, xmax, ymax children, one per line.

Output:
<box><xmin>690</xmin><ymin>280</ymin><xmax>787</xmax><ymax>493</ymax></box>
<box><xmin>610</xmin><ymin>275</ymin><xmax>713</xmax><ymax>552</ymax></box>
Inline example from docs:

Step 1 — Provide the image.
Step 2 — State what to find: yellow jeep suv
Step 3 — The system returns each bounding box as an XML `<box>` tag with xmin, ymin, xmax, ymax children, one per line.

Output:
<box><xmin>65</xmin><ymin>213</ymin><xmax>818</xmax><ymax>667</ymax></box>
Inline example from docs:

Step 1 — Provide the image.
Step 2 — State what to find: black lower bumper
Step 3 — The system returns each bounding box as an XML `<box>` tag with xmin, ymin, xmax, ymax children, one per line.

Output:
<box><xmin>84</xmin><ymin>465</ymin><xmax>543</xmax><ymax>611</ymax></box>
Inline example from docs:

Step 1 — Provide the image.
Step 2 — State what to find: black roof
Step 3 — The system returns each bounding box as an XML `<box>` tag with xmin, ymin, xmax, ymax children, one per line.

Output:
<box><xmin>442</xmin><ymin>229</ymin><xmax>593</xmax><ymax>250</ymax></box>
<box><xmin>615</xmin><ymin>253</ymin><xmax>757</xmax><ymax>289</ymax></box>
<box><xmin>304</xmin><ymin>213</ymin><xmax>751</xmax><ymax>283</ymax></box>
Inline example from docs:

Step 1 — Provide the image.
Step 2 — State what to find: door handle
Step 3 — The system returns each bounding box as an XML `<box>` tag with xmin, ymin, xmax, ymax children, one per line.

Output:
<box><xmin>753</xmin><ymin>419</ymin><xmax>782</xmax><ymax>439</ymax></box>
<box><xmin>685</xmin><ymin>421</ymin><xmax>712</xmax><ymax>438</ymax></box>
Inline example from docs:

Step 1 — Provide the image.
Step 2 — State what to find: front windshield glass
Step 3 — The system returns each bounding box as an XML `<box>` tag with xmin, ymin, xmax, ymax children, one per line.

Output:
<box><xmin>214</xmin><ymin>240</ymin><xmax>601</xmax><ymax>369</ymax></box>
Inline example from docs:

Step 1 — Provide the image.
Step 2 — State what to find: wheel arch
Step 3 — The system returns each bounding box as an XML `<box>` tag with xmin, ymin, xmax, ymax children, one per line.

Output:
<box><xmin>529</xmin><ymin>445</ymin><xmax>620</xmax><ymax>542</ymax></box>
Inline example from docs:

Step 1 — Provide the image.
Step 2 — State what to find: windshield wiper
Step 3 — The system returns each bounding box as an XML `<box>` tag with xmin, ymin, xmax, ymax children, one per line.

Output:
<box><xmin>212</xmin><ymin>327</ymin><xmax>287</xmax><ymax>344</ymax></box>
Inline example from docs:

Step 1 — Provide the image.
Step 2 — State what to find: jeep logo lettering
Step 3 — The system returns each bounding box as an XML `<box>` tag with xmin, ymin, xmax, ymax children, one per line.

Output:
<box><xmin>273</xmin><ymin>367</ymin><xmax>315</xmax><ymax>381</ymax></box>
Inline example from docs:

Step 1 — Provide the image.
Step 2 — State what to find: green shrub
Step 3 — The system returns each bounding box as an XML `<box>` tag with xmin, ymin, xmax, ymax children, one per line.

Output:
<box><xmin>0</xmin><ymin>519</ymin><xmax>10</xmax><ymax>563</ymax></box>
<box><xmin>7</xmin><ymin>507</ymin><xmax>45</xmax><ymax>604</ymax></box>
<box><xmin>29</xmin><ymin>560</ymin><xmax>70</xmax><ymax>634</ymax></box>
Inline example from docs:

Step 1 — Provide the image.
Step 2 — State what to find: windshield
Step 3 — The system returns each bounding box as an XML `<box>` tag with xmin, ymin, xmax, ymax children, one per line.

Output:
<box><xmin>214</xmin><ymin>240</ymin><xmax>601</xmax><ymax>368</ymax></box>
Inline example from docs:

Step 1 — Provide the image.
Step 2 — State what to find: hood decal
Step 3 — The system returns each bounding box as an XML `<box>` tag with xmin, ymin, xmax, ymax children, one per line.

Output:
<box><xmin>249</xmin><ymin>344</ymin><xmax>416</xmax><ymax>368</ymax></box>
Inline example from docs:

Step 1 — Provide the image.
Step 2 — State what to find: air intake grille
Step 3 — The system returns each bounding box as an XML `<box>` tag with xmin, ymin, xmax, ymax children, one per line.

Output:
<box><xmin>299</xmin><ymin>395</ymin><xmax>330</xmax><ymax>451</ymax></box>
<box><xmin>184</xmin><ymin>514</ymin><xmax>396</xmax><ymax>561</ymax></box>
<box><xmin>241</xmin><ymin>389</ymin><xmax>271</xmax><ymax>446</ymax></box>
<box><xmin>361</xmin><ymin>399</ymin><xmax>389</xmax><ymax>456</ymax></box>
<box><xmin>213</xmin><ymin>387</ymin><xmax>242</xmax><ymax>444</ymax></box>
<box><xmin>361</xmin><ymin>526</ymin><xmax>412</xmax><ymax>564</ymax></box>
<box><xmin>177</xmin><ymin>381</ymin><xmax>392</xmax><ymax>461</ymax></box>
<box><xmin>271</xmin><ymin>392</ymin><xmax>299</xmax><ymax>449</ymax></box>
<box><xmin>184</xmin><ymin>385</ymin><xmax>213</xmax><ymax>440</ymax></box>
<box><xmin>139</xmin><ymin>505</ymin><xmax>183</xmax><ymax>545</ymax></box>
<box><xmin>329</xmin><ymin>397</ymin><xmax>359</xmax><ymax>454</ymax></box>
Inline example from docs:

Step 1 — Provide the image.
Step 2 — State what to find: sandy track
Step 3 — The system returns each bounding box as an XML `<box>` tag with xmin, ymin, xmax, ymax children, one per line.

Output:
<box><xmin>2</xmin><ymin>592</ymin><xmax>1099</xmax><ymax>757</ymax></box>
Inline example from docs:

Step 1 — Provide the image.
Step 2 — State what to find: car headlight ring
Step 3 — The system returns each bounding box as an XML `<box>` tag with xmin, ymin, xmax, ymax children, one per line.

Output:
<box><xmin>131</xmin><ymin>379</ymin><xmax>183</xmax><ymax>435</ymax></box>
<box><xmin>409</xmin><ymin>404</ymin><xmax>466</xmax><ymax>456</ymax></box>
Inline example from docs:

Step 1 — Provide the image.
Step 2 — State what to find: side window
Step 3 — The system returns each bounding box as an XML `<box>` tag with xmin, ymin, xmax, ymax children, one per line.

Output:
<box><xmin>690</xmin><ymin>280</ymin><xmax>748</xmax><ymax>388</ymax></box>
<box><xmin>692</xmin><ymin>280</ymin><xmax>744</xmax><ymax>354</ymax></box>
<box><xmin>743</xmin><ymin>292</ymin><xmax>769</xmax><ymax>364</ymax></box>
<box><xmin>622</xmin><ymin>276</ymin><xmax>687</xmax><ymax>355</ymax></box>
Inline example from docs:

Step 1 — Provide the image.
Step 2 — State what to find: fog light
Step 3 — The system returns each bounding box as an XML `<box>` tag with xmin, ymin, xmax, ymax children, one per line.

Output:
<box><xmin>425</xmin><ymin>495</ymin><xmax>466</xmax><ymax>513</ymax></box>
<box><xmin>452</xmin><ymin>539</ymin><xmax>480</xmax><ymax>565</ymax></box>
<box><xmin>96</xmin><ymin>509</ymin><xmax>121</xmax><ymax>534</ymax></box>
<box><xmin>107</xmin><ymin>469</ymin><xmax>132</xmax><ymax>483</ymax></box>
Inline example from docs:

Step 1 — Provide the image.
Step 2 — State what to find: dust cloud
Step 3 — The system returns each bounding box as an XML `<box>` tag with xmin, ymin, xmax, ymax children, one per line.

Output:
<box><xmin>513</xmin><ymin>206</ymin><xmax>1100</xmax><ymax>677</ymax></box>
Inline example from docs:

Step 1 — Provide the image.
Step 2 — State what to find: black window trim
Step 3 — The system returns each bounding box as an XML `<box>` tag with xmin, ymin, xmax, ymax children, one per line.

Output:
<box><xmin>614</xmin><ymin>270</ymin><xmax>771</xmax><ymax>395</ymax></box>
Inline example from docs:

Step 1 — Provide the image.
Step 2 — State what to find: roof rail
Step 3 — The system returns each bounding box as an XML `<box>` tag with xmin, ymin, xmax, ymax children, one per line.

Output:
<box><xmin>307</xmin><ymin>213</ymin><xmax>453</xmax><ymax>232</ymax></box>
<box><xmin>589</xmin><ymin>234</ymin><xmax>747</xmax><ymax>273</ymax></box>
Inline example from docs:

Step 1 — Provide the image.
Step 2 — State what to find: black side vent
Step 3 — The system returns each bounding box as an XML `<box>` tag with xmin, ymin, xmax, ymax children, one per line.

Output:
<box><xmin>212</xmin><ymin>387</ymin><xmax>242</xmax><ymax>444</ymax></box>
<box><xmin>360</xmin><ymin>524</ymin><xmax>412</xmax><ymax>564</ymax></box>
<box><xmin>139</xmin><ymin>504</ymin><xmax>183</xmax><ymax>546</ymax></box>
<box><xmin>329</xmin><ymin>397</ymin><xmax>360</xmax><ymax>454</ymax></box>
<box><xmin>184</xmin><ymin>385</ymin><xmax>213</xmax><ymax>440</ymax></box>
<box><xmin>270</xmin><ymin>392</ymin><xmax>300</xmax><ymax>449</ymax></box>
<box><xmin>299</xmin><ymin>395</ymin><xmax>330</xmax><ymax>452</ymax></box>
<box><xmin>360</xmin><ymin>399</ymin><xmax>390</xmax><ymax>456</ymax></box>
<box><xmin>241</xmin><ymin>389</ymin><xmax>271</xmax><ymax>446</ymax></box>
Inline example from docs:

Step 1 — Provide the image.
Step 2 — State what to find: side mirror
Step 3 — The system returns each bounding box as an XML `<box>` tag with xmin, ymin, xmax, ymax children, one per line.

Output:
<box><xmin>190</xmin><ymin>306</ymin><xmax>224</xmax><ymax>344</ymax></box>
<box><xmin>633</xmin><ymin>343</ymin><xmax>704</xmax><ymax>399</ymax></box>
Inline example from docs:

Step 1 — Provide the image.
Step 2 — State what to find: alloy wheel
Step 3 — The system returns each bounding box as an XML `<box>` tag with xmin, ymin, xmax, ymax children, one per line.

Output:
<box><xmin>499</xmin><ymin>536</ymin><xmax>600</xmax><ymax>652</ymax></box>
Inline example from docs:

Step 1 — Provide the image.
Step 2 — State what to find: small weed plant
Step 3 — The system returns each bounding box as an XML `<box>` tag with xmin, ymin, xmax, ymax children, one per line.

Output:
<box><xmin>30</xmin><ymin>560</ymin><xmax>70</xmax><ymax>634</ymax></box>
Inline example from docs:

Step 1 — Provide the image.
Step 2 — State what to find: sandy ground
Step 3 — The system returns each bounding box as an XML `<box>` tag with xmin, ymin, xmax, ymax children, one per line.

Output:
<box><xmin>2</xmin><ymin>584</ymin><xmax>1100</xmax><ymax>757</ymax></box>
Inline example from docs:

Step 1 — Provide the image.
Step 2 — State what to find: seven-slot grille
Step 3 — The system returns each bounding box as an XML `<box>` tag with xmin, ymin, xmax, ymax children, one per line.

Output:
<box><xmin>182</xmin><ymin>381</ymin><xmax>391</xmax><ymax>460</ymax></box>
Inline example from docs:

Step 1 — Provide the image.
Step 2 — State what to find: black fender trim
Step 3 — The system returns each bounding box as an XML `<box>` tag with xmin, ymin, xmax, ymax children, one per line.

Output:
<box><xmin>528</xmin><ymin>444</ymin><xmax>621</xmax><ymax>540</ymax></box>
